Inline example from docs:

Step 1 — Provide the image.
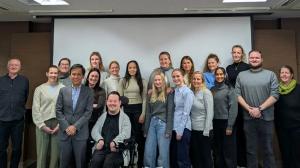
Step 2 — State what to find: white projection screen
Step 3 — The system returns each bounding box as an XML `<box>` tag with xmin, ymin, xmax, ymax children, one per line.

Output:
<box><xmin>53</xmin><ymin>16</ymin><xmax>252</xmax><ymax>79</ymax></box>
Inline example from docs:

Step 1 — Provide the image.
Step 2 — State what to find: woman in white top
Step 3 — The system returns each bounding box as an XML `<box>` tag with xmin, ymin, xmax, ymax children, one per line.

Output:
<box><xmin>118</xmin><ymin>60</ymin><xmax>147</xmax><ymax>168</ymax></box>
<box><xmin>32</xmin><ymin>65</ymin><xmax>65</xmax><ymax>168</ymax></box>
<box><xmin>102</xmin><ymin>60</ymin><xmax>120</xmax><ymax>97</ymax></box>
<box><xmin>87</xmin><ymin>51</ymin><xmax>108</xmax><ymax>85</ymax></box>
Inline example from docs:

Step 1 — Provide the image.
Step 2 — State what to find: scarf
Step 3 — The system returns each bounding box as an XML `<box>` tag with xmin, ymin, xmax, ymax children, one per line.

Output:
<box><xmin>279</xmin><ymin>79</ymin><xmax>297</xmax><ymax>95</ymax></box>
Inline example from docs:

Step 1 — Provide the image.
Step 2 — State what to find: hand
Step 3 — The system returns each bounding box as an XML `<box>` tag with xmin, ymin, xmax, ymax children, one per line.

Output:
<box><xmin>96</xmin><ymin>140</ymin><xmax>104</xmax><ymax>150</ymax></box>
<box><xmin>52</xmin><ymin>124</ymin><xmax>59</xmax><ymax>134</ymax></box>
<box><xmin>41</xmin><ymin>126</ymin><xmax>53</xmax><ymax>134</ymax></box>
<box><xmin>248</xmin><ymin>107</ymin><xmax>261</xmax><ymax>118</ymax></box>
<box><xmin>110</xmin><ymin>141</ymin><xmax>117</xmax><ymax>152</ymax></box>
<box><xmin>176</xmin><ymin>134</ymin><xmax>182</xmax><ymax>141</ymax></box>
<box><xmin>147</xmin><ymin>89</ymin><xmax>153</xmax><ymax>96</ymax></box>
<box><xmin>166</xmin><ymin>88</ymin><xmax>173</xmax><ymax>94</ymax></box>
<box><xmin>65</xmin><ymin>125</ymin><xmax>77</xmax><ymax>136</ymax></box>
<box><xmin>252</xmin><ymin>107</ymin><xmax>262</xmax><ymax>118</ymax></box>
<box><xmin>138</xmin><ymin>114</ymin><xmax>145</xmax><ymax>124</ymax></box>
<box><xmin>225</xmin><ymin>128</ymin><xmax>232</xmax><ymax>136</ymax></box>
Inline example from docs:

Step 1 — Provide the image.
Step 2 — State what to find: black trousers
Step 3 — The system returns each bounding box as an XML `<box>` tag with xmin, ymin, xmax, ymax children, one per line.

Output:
<box><xmin>123</xmin><ymin>104</ymin><xmax>145</xmax><ymax>168</ymax></box>
<box><xmin>276</xmin><ymin>124</ymin><xmax>300</xmax><ymax>168</ymax></box>
<box><xmin>0</xmin><ymin>119</ymin><xmax>24</xmax><ymax>168</ymax></box>
<box><xmin>190</xmin><ymin>130</ymin><xmax>213</xmax><ymax>168</ymax></box>
<box><xmin>213</xmin><ymin>119</ymin><xmax>237</xmax><ymax>168</ymax></box>
<box><xmin>90</xmin><ymin>149</ymin><xmax>123</xmax><ymax>168</ymax></box>
<box><xmin>235</xmin><ymin>106</ymin><xmax>247</xmax><ymax>167</ymax></box>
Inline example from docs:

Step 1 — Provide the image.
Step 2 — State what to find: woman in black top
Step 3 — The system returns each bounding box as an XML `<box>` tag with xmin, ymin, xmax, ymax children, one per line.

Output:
<box><xmin>275</xmin><ymin>65</ymin><xmax>300</xmax><ymax>168</ymax></box>
<box><xmin>225</xmin><ymin>45</ymin><xmax>250</xmax><ymax>167</ymax></box>
<box><xmin>84</xmin><ymin>68</ymin><xmax>106</xmax><ymax>165</ymax></box>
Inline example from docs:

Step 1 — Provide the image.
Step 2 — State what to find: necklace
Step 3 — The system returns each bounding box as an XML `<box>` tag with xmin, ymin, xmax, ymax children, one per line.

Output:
<box><xmin>234</xmin><ymin>62</ymin><xmax>240</xmax><ymax>71</ymax></box>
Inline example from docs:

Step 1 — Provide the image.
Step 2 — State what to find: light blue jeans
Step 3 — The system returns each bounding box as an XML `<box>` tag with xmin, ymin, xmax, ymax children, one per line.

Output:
<box><xmin>144</xmin><ymin>116</ymin><xmax>171</xmax><ymax>168</ymax></box>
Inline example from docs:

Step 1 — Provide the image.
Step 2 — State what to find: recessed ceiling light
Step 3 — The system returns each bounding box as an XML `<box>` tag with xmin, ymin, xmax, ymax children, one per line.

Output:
<box><xmin>223</xmin><ymin>0</ymin><xmax>267</xmax><ymax>3</ymax></box>
<box><xmin>33</xmin><ymin>0</ymin><xmax>69</xmax><ymax>5</ymax></box>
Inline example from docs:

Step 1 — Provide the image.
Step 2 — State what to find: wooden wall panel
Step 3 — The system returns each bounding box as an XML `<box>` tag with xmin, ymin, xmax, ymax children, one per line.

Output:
<box><xmin>0</xmin><ymin>22</ymin><xmax>28</xmax><ymax>75</ymax></box>
<box><xmin>254</xmin><ymin>30</ymin><xmax>297</xmax><ymax>79</ymax></box>
<box><xmin>10</xmin><ymin>33</ymin><xmax>51</xmax><ymax>108</ymax></box>
<box><xmin>281</xmin><ymin>18</ymin><xmax>300</xmax><ymax>80</ymax></box>
<box><xmin>10</xmin><ymin>33</ymin><xmax>51</xmax><ymax>165</ymax></box>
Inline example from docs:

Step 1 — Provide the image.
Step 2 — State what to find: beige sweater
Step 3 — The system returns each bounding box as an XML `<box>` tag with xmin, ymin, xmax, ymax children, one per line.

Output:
<box><xmin>118</xmin><ymin>78</ymin><xmax>147</xmax><ymax>115</ymax></box>
<box><xmin>101</xmin><ymin>75</ymin><xmax>120</xmax><ymax>97</ymax></box>
<box><xmin>32</xmin><ymin>83</ymin><xmax>65</xmax><ymax>129</ymax></box>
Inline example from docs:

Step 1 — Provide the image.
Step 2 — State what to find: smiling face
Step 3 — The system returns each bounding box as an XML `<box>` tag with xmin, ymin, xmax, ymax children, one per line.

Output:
<box><xmin>106</xmin><ymin>94</ymin><xmax>121</xmax><ymax>114</ymax></box>
<box><xmin>207</xmin><ymin>58</ymin><xmax>218</xmax><ymax>72</ymax></box>
<box><xmin>7</xmin><ymin>59</ymin><xmax>21</xmax><ymax>76</ymax></box>
<box><xmin>128</xmin><ymin>62</ymin><xmax>137</xmax><ymax>77</ymax></box>
<box><xmin>154</xmin><ymin>74</ymin><xmax>164</xmax><ymax>89</ymax></box>
<box><xmin>182</xmin><ymin>58</ymin><xmax>192</xmax><ymax>72</ymax></box>
<box><xmin>159</xmin><ymin>54</ymin><xmax>171</xmax><ymax>69</ymax></box>
<box><xmin>70</xmin><ymin>68</ymin><xmax>84</xmax><ymax>87</ymax></box>
<box><xmin>46</xmin><ymin>67</ymin><xmax>59</xmax><ymax>83</ymax></box>
<box><xmin>215</xmin><ymin>68</ymin><xmax>225</xmax><ymax>83</ymax></box>
<box><xmin>232</xmin><ymin>47</ymin><xmax>243</xmax><ymax>63</ymax></box>
<box><xmin>192</xmin><ymin>73</ymin><xmax>204</xmax><ymax>90</ymax></box>
<box><xmin>280</xmin><ymin>67</ymin><xmax>293</xmax><ymax>85</ymax></box>
<box><xmin>249</xmin><ymin>51</ymin><xmax>263</xmax><ymax>69</ymax></box>
<box><xmin>109</xmin><ymin>63</ymin><xmax>120</xmax><ymax>76</ymax></box>
<box><xmin>88</xmin><ymin>71</ymin><xmax>100</xmax><ymax>88</ymax></box>
<box><xmin>90</xmin><ymin>55</ymin><xmax>100</xmax><ymax>69</ymax></box>
<box><xmin>58</xmin><ymin>60</ymin><xmax>70</xmax><ymax>74</ymax></box>
<box><xmin>172</xmin><ymin>70</ymin><xmax>184</xmax><ymax>86</ymax></box>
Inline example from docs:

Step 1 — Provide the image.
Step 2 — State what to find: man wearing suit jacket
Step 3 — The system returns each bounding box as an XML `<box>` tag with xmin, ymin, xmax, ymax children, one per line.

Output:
<box><xmin>56</xmin><ymin>64</ymin><xmax>93</xmax><ymax>168</ymax></box>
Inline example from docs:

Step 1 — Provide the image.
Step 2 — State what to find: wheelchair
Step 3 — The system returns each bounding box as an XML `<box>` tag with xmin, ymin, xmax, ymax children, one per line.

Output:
<box><xmin>117</xmin><ymin>138</ymin><xmax>138</xmax><ymax>168</ymax></box>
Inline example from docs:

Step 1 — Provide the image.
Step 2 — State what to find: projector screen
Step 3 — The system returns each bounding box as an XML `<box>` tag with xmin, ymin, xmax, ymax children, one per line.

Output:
<box><xmin>53</xmin><ymin>16</ymin><xmax>252</xmax><ymax>79</ymax></box>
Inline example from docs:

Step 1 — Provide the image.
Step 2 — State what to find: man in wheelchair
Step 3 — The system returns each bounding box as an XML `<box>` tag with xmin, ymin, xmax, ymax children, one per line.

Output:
<box><xmin>90</xmin><ymin>91</ymin><xmax>131</xmax><ymax>168</ymax></box>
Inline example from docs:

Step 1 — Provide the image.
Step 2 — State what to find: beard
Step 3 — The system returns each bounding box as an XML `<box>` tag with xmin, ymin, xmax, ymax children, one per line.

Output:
<box><xmin>250</xmin><ymin>62</ymin><xmax>262</xmax><ymax>69</ymax></box>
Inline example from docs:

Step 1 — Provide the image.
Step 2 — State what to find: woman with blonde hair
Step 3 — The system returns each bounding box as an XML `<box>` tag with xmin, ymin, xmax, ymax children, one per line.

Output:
<box><xmin>101</xmin><ymin>60</ymin><xmax>120</xmax><ymax>96</ymax></box>
<box><xmin>144</xmin><ymin>72</ymin><xmax>174</xmax><ymax>168</ymax></box>
<box><xmin>190</xmin><ymin>71</ymin><xmax>214</xmax><ymax>168</ymax></box>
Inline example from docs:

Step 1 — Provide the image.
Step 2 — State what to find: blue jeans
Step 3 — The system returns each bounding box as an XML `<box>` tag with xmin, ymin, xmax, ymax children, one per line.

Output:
<box><xmin>0</xmin><ymin>119</ymin><xmax>24</xmax><ymax>168</ymax></box>
<box><xmin>144</xmin><ymin>116</ymin><xmax>171</xmax><ymax>168</ymax></box>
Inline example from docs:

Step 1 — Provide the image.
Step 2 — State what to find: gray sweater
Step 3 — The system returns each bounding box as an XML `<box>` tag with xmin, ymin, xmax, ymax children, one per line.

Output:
<box><xmin>144</xmin><ymin>92</ymin><xmax>174</xmax><ymax>135</ymax></box>
<box><xmin>235</xmin><ymin>68</ymin><xmax>279</xmax><ymax>121</ymax></box>
<box><xmin>211</xmin><ymin>83</ymin><xmax>238</xmax><ymax>130</ymax></box>
<box><xmin>91</xmin><ymin>110</ymin><xmax>131</xmax><ymax>145</ymax></box>
<box><xmin>190</xmin><ymin>88</ymin><xmax>214</xmax><ymax>136</ymax></box>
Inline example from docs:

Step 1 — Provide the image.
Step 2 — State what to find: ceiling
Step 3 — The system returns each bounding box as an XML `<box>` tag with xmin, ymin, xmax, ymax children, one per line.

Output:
<box><xmin>0</xmin><ymin>0</ymin><xmax>300</xmax><ymax>22</ymax></box>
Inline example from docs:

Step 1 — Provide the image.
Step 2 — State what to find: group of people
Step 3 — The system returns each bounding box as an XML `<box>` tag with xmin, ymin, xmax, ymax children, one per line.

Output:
<box><xmin>0</xmin><ymin>44</ymin><xmax>299</xmax><ymax>168</ymax></box>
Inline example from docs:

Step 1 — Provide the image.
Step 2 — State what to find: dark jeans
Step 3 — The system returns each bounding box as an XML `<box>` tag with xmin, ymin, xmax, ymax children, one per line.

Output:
<box><xmin>244</xmin><ymin>119</ymin><xmax>276</xmax><ymax>168</ymax></box>
<box><xmin>213</xmin><ymin>119</ymin><xmax>237</xmax><ymax>168</ymax></box>
<box><xmin>0</xmin><ymin>119</ymin><xmax>24</xmax><ymax>168</ymax></box>
<box><xmin>275</xmin><ymin>125</ymin><xmax>300</xmax><ymax>168</ymax></box>
<box><xmin>90</xmin><ymin>149</ymin><xmax>123</xmax><ymax>168</ymax></box>
<box><xmin>170</xmin><ymin>129</ymin><xmax>191</xmax><ymax>168</ymax></box>
<box><xmin>190</xmin><ymin>130</ymin><xmax>213</xmax><ymax>168</ymax></box>
<box><xmin>123</xmin><ymin>104</ymin><xmax>145</xmax><ymax>168</ymax></box>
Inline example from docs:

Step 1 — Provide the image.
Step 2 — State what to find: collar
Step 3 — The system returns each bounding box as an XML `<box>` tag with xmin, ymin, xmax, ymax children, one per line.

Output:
<box><xmin>250</xmin><ymin>67</ymin><xmax>263</xmax><ymax>73</ymax></box>
<box><xmin>71</xmin><ymin>84</ymin><xmax>82</xmax><ymax>89</ymax></box>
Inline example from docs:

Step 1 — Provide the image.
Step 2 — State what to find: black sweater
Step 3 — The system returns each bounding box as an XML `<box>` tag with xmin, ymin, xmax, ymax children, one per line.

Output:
<box><xmin>226</xmin><ymin>62</ymin><xmax>250</xmax><ymax>87</ymax></box>
<box><xmin>275</xmin><ymin>84</ymin><xmax>300</xmax><ymax>129</ymax></box>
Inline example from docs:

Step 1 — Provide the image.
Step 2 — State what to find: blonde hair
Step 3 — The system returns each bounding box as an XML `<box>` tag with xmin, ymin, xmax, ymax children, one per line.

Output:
<box><xmin>150</xmin><ymin>71</ymin><xmax>168</xmax><ymax>103</ymax></box>
<box><xmin>191</xmin><ymin>71</ymin><xmax>207</xmax><ymax>93</ymax></box>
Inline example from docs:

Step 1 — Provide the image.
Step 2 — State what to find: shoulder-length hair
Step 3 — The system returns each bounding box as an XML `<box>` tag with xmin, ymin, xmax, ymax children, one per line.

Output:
<box><xmin>150</xmin><ymin>71</ymin><xmax>168</xmax><ymax>103</ymax></box>
<box><xmin>122</xmin><ymin>60</ymin><xmax>144</xmax><ymax>97</ymax></box>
